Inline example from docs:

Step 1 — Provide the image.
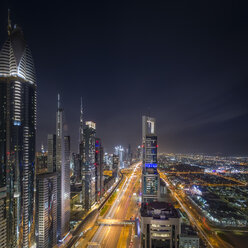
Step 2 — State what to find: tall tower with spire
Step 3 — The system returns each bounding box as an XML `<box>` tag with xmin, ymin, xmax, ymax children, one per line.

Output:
<box><xmin>0</xmin><ymin>11</ymin><xmax>36</xmax><ymax>247</ymax></box>
<box><xmin>79</xmin><ymin>97</ymin><xmax>84</xmax><ymax>144</ymax></box>
<box><xmin>56</xmin><ymin>94</ymin><xmax>70</xmax><ymax>241</ymax></box>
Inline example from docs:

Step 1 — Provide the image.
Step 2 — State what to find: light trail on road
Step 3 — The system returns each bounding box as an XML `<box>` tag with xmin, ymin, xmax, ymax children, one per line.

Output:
<box><xmin>86</xmin><ymin>162</ymin><xmax>141</xmax><ymax>248</ymax></box>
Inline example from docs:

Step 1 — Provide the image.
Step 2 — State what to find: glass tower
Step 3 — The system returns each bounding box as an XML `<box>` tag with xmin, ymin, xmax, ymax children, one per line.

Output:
<box><xmin>0</xmin><ymin>14</ymin><xmax>36</xmax><ymax>248</ymax></box>
<box><xmin>142</xmin><ymin>116</ymin><xmax>160</xmax><ymax>202</ymax></box>
<box><xmin>81</xmin><ymin>121</ymin><xmax>96</xmax><ymax>210</ymax></box>
<box><xmin>56</xmin><ymin>95</ymin><xmax>70</xmax><ymax>241</ymax></box>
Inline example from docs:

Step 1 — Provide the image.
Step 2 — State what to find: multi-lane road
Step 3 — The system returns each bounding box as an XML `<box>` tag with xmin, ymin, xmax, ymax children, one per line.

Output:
<box><xmin>159</xmin><ymin>170</ymin><xmax>233</xmax><ymax>248</ymax></box>
<box><xmin>74</xmin><ymin>162</ymin><xmax>141</xmax><ymax>248</ymax></box>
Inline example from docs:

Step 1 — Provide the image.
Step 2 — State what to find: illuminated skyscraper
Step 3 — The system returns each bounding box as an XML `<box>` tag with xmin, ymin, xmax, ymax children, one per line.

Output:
<box><xmin>0</xmin><ymin>12</ymin><xmax>36</xmax><ymax>247</ymax></box>
<box><xmin>141</xmin><ymin>116</ymin><xmax>160</xmax><ymax>202</ymax></box>
<box><xmin>81</xmin><ymin>121</ymin><xmax>96</xmax><ymax>210</ymax></box>
<box><xmin>114</xmin><ymin>145</ymin><xmax>124</xmax><ymax>168</ymax></box>
<box><xmin>47</xmin><ymin>134</ymin><xmax>56</xmax><ymax>173</ymax></box>
<box><xmin>0</xmin><ymin>187</ymin><xmax>7</xmax><ymax>248</ymax></box>
<box><xmin>95</xmin><ymin>138</ymin><xmax>104</xmax><ymax>200</ymax></box>
<box><xmin>56</xmin><ymin>94</ymin><xmax>70</xmax><ymax>241</ymax></box>
<box><xmin>112</xmin><ymin>154</ymin><xmax>119</xmax><ymax>178</ymax></box>
<box><xmin>36</xmin><ymin>173</ymin><xmax>57</xmax><ymax>248</ymax></box>
<box><xmin>79</xmin><ymin>97</ymin><xmax>84</xmax><ymax>144</ymax></box>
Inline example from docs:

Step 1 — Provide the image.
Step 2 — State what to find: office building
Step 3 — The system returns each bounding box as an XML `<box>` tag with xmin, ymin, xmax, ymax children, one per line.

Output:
<box><xmin>36</xmin><ymin>173</ymin><xmax>57</xmax><ymax>248</ymax></box>
<box><xmin>81</xmin><ymin>121</ymin><xmax>96</xmax><ymax>210</ymax></box>
<box><xmin>114</xmin><ymin>145</ymin><xmax>124</xmax><ymax>168</ymax></box>
<box><xmin>47</xmin><ymin>134</ymin><xmax>56</xmax><ymax>173</ymax></box>
<box><xmin>112</xmin><ymin>154</ymin><xmax>119</xmax><ymax>178</ymax></box>
<box><xmin>56</xmin><ymin>94</ymin><xmax>70</xmax><ymax>240</ymax></box>
<box><xmin>64</xmin><ymin>135</ymin><xmax>71</xmax><ymax>178</ymax></box>
<box><xmin>36</xmin><ymin>151</ymin><xmax>48</xmax><ymax>174</ymax></box>
<box><xmin>142</xmin><ymin>116</ymin><xmax>160</xmax><ymax>202</ymax></box>
<box><xmin>140</xmin><ymin>202</ymin><xmax>181</xmax><ymax>248</ymax></box>
<box><xmin>0</xmin><ymin>13</ymin><xmax>36</xmax><ymax>247</ymax></box>
<box><xmin>0</xmin><ymin>187</ymin><xmax>7</xmax><ymax>248</ymax></box>
<box><xmin>72</xmin><ymin>153</ymin><xmax>81</xmax><ymax>183</ymax></box>
<box><xmin>95</xmin><ymin>138</ymin><xmax>104</xmax><ymax>200</ymax></box>
<box><xmin>127</xmin><ymin>144</ymin><xmax>132</xmax><ymax>165</ymax></box>
<box><xmin>79</xmin><ymin>97</ymin><xmax>84</xmax><ymax>145</ymax></box>
<box><xmin>179</xmin><ymin>225</ymin><xmax>199</xmax><ymax>248</ymax></box>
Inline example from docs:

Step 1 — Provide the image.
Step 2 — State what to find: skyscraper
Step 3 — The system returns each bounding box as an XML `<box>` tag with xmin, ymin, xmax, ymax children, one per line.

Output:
<box><xmin>56</xmin><ymin>94</ymin><xmax>70</xmax><ymax>241</ymax></box>
<box><xmin>95</xmin><ymin>138</ymin><xmax>104</xmax><ymax>201</ymax></box>
<box><xmin>114</xmin><ymin>145</ymin><xmax>124</xmax><ymax>168</ymax></box>
<box><xmin>79</xmin><ymin>97</ymin><xmax>84</xmax><ymax>144</ymax></box>
<box><xmin>140</xmin><ymin>117</ymin><xmax>181</xmax><ymax>248</ymax></box>
<box><xmin>0</xmin><ymin>13</ymin><xmax>36</xmax><ymax>247</ymax></box>
<box><xmin>0</xmin><ymin>187</ymin><xmax>7</xmax><ymax>248</ymax></box>
<box><xmin>81</xmin><ymin>121</ymin><xmax>96</xmax><ymax>210</ymax></box>
<box><xmin>36</xmin><ymin>173</ymin><xmax>57</xmax><ymax>248</ymax></box>
<box><xmin>112</xmin><ymin>154</ymin><xmax>119</xmax><ymax>178</ymax></box>
<box><xmin>72</xmin><ymin>152</ymin><xmax>81</xmax><ymax>183</ymax></box>
<box><xmin>142</xmin><ymin>116</ymin><xmax>160</xmax><ymax>202</ymax></box>
<box><xmin>47</xmin><ymin>134</ymin><xmax>56</xmax><ymax>173</ymax></box>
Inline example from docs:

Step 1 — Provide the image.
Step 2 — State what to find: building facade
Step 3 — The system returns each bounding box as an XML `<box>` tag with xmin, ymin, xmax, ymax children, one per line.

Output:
<box><xmin>56</xmin><ymin>95</ymin><xmax>70</xmax><ymax>240</ymax></box>
<box><xmin>72</xmin><ymin>152</ymin><xmax>81</xmax><ymax>183</ymax></box>
<box><xmin>36</xmin><ymin>173</ymin><xmax>57</xmax><ymax>248</ymax></box>
<box><xmin>142</xmin><ymin>116</ymin><xmax>160</xmax><ymax>202</ymax></box>
<box><xmin>0</xmin><ymin>187</ymin><xmax>7</xmax><ymax>248</ymax></box>
<box><xmin>95</xmin><ymin>138</ymin><xmax>104</xmax><ymax>200</ymax></box>
<box><xmin>47</xmin><ymin>134</ymin><xmax>56</xmax><ymax>173</ymax></box>
<box><xmin>81</xmin><ymin>121</ymin><xmax>96</xmax><ymax>210</ymax></box>
<box><xmin>112</xmin><ymin>154</ymin><xmax>119</xmax><ymax>178</ymax></box>
<box><xmin>140</xmin><ymin>202</ymin><xmax>181</xmax><ymax>248</ymax></box>
<box><xmin>0</xmin><ymin>16</ymin><xmax>36</xmax><ymax>247</ymax></box>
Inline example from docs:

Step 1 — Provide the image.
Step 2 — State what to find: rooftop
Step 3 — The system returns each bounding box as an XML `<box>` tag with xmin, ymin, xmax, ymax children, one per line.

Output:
<box><xmin>140</xmin><ymin>201</ymin><xmax>180</xmax><ymax>219</ymax></box>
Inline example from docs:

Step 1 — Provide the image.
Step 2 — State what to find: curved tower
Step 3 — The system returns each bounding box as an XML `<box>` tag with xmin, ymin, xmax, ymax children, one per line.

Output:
<box><xmin>0</xmin><ymin>13</ymin><xmax>36</xmax><ymax>248</ymax></box>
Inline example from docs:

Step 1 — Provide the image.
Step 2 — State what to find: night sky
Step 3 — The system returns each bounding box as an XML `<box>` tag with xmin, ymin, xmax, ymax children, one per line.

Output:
<box><xmin>1</xmin><ymin>1</ymin><xmax>248</xmax><ymax>155</ymax></box>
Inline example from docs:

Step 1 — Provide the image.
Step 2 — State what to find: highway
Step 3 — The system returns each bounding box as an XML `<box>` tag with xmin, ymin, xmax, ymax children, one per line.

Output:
<box><xmin>75</xmin><ymin>162</ymin><xmax>141</xmax><ymax>248</ymax></box>
<box><xmin>159</xmin><ymin>171</ymin><xmax>233</xmax><ymax>248</ymax></box>
<box><xmin>66</xmin><ymin>170</ymin><xmax>124</xmax><ymax>248</ymax></box>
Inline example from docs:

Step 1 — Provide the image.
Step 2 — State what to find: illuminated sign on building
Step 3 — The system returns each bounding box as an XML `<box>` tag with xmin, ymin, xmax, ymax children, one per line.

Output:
<box><xmin>145</xmin><ymin>163</ymin><xmax>157</xmax><ymax>168</ymax></box>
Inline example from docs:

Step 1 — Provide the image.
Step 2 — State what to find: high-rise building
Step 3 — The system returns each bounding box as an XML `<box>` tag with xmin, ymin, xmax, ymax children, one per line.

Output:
<box><xmin>36</xmin><ymin>173</ymin><xmax>57</xmax><ymax>248</ymax></box>
<box><xmin>0</xmin><ymin>13</ymin><xmax>36</xmax><ymax>247</ymax></box>
<box><xmin>140</xmin><ymin>202</ymin><xmax>181</xmax><ymax>248</ymax></box>
<box><xmin>36</xmin><ymin>150</ymin><xmax>48</xmax><ymax>174</ymax></box>
<box><xmin>112</xmin><ymin>154</ymin><xmax>119</xmax><ymax>178</ymax></box>
<box><xmin>95</xmin><ymin>138</ymin><xmax>104</xmax><ymax>200</ymax></box>
<box><xmin>127</xmin><ymin>144</ymin><xmax>132</xmax><ymax>165</ymax></box>
<box><xmin>0</xmin><ymin>187</ymin><xmax>7</xmax><ymax>248</ymax></box>
<box><xmin>56</xmin><ymin>94</ymin><xmax>70</xmax><ymax>241</ymax></box>
<box><xmin>81</xmin><ymin>121</ymin><xmax>96</xmax><ymax>210</ymax></box>
<box><xmin>142</xmin><ymin>116</ymin><xmax>160</xmax><ymax>202</ymax></box>
<box><xmin>79</xmin><ymin>97</ymin><xmax>84</xmax><ymax>144</ymax></box>
<box><xmin>137</xmin><ymin>145</ymin><xmax>142</xmax><ymax>160</ymax></box>
<box><xmin>47</xmin><ymin>134</ymin><xmax>56</xmax><ymax>173</ymax></box>
<box><xmin>114</xmin><ymin>145</ymin><xmax>124</xmax><ymax>168</ymax></box>
<box><xmin>64</xmin><ymin>135</ymin><xmax>71</xmax><ymax>179</ymax></box>
<box><xmin>72</xmin><ymin>153</ymin><xmax>81</xmax><ymax>183</ymax></box>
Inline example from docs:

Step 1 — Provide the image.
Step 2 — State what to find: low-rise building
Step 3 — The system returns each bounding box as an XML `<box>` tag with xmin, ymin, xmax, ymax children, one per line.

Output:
<box><xmin>179</xmin><ymin>224</ymin><xmax>199</xmax><ymax>248</ymax></box>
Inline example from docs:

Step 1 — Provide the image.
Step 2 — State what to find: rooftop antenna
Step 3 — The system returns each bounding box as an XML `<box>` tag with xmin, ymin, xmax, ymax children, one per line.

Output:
<box><xmin>7</xmin><ymin>9</ymin><xmax>12</xmax><ymax>36</ymax></box>
<box><xmin>58</xmin><ymin>93</ymin><xmax>61</xmax><ymax>109</ymax></box>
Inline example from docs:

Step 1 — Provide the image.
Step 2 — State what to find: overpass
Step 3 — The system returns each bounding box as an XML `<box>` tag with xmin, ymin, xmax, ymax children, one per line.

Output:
<box><xmin>96</xmin><ymin>219</ymin><xmax>135</xmax><ymax>226</ymax></box>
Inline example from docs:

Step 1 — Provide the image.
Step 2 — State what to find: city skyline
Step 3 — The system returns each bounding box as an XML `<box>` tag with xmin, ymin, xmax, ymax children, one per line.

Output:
<box><xmin>1</xmin><ymin>1</ymin><xmax>248</xmax><ymax>155</ymax></box>
<box><xmin>1</xmin><ymin>5</ymin><xmax>248</xmax><ymax>247</ymax></box>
